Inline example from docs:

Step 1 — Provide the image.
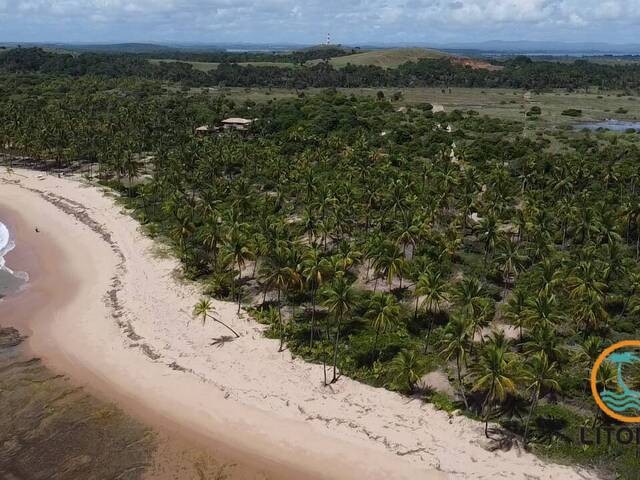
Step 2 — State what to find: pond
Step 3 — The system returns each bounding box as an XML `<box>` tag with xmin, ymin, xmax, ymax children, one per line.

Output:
<box><xmin>577</xmin><ymin>120</ymin><xmax>640</xmax><ymax>132</ymax></box>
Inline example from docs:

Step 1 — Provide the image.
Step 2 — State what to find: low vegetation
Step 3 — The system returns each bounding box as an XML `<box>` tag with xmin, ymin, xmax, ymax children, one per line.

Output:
<box><xmin>5</xmin><ymin>47</ymin><xmax>640</xmax><ymax>91</ymax></box>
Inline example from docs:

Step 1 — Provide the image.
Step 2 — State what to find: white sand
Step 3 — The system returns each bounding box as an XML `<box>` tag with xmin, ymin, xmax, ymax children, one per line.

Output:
<box><xmin>0</xmin><ymin>170</ymin><xmax>597</xmax><ymax>480</ymax></box>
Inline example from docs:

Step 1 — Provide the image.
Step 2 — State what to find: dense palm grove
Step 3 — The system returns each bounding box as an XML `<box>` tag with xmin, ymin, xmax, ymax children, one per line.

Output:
<box><xmin>4</xmin><ymin>47</ymin><xmax>640</xmax><ymax>90</ymax></box>
<box><xmin>3</xmin><ymin>73</ymin><xmax>640</xmax><ymax>477</ymax></box>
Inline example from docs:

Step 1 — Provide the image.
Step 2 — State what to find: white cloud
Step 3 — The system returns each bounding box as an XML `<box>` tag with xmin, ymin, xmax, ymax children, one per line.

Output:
<box><xmin>0</xmin><ymin>0</ymin><xmax>638</xmax><ymax>43</ymax></box>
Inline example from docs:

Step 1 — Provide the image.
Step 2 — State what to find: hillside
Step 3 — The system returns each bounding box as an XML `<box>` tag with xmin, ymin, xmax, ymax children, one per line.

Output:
<box><xmin>317</xmin><ymin>47</ymin><xmax>447</xmax><ymax>68</ymax></box>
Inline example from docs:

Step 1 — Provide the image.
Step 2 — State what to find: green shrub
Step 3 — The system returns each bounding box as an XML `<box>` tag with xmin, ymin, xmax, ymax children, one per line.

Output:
<box><xmin>527</xmin><ymin>105</ymin><xmax>542</xmax><ymax>116</ymax></box>
<box><xmin>561</xmin><ymin>109</ymin><xmax>583</xmax><ymax>117</ymax></box>
<box><xmin>428</xmin><ymin>391</ymin><xmax>457</xmax><ymax>413</ymax></box>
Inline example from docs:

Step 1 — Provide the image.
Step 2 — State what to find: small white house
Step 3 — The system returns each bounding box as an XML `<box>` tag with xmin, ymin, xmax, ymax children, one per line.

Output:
<box><xmin>221</xmin><ymin>118</ymin><xmax>254</xmax><ymax>131</ymax></box>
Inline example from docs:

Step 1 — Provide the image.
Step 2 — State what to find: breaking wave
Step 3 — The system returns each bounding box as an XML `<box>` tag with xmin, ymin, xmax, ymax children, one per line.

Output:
<box><xmin>0</xmin><ymin>221</ymin><xmax>29</xmax><ymax>284</ymax></box>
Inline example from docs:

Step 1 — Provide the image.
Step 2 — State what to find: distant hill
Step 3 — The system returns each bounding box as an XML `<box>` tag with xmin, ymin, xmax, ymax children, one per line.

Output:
<box><xmin>309</xmin><ymin>47</ymin><xmax>501</xmax><ymax>71</ymax></box>
<box><xmin>60</xmin><ymin>43</ymin><xmax>181</xmax><ymax>54</ymax></box>
<box><xmin>290</xmin><ymin>45</ymin><xmax>359</xmax><ymax>63</ymax></box>
<box><xmin>0</xmin><ymin>42</ymin><xmax>181</xmax><ymax>54</ymax></box>
<box><xmin>313</xmin><ymin>47</ymin><xmax>447</xmax><ymax>68</ymax></box>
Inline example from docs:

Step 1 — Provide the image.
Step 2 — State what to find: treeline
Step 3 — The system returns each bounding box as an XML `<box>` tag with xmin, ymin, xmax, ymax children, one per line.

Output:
<box><xmin>137</xmin><ymin>45</ymin><xmax>359</xmax><ymax>64</ymax></box>
<box><xmin>3</xmin><ymin>48</ymin><xmax>640</xmax><ymax>91</ymax></box>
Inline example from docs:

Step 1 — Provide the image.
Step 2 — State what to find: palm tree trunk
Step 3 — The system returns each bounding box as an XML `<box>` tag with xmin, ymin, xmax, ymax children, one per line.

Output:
<box><xmin>373</xmin><ymin>327</ymin><xmax>380</xmax><ymax>361</ymax></box>
<box><xmin>483</xmin><ymin>378</ymin><xmax>496</xmax><ymax>438</ymax></box>
<box><xmin>309</xmin><ymin>287</ymin><xmax>317</xmax><ymax>347</ymax></box>
<box><xmin>323</xmin><ymin>315</ymin><xmax>330</xmax><ymax>386</ymax></box>
<box><xmin>424</xmin><ymin>316</ymin><xmax>434</xmax><ymax>354</ymax></box>
<box><xmin>277</xmin><ymin>288</ymin><xmax>284</xmax><ymax>352</ymax></box>
<box><xmin>456</xmin><ymin>354</ymin><xmax>469</xmax><ymax>409</ymax></box>
<box><xmin>237</xmin><ymin>261</ymin><xmax>242</xmax><ymax>313</ymax></box>
<box><xmin>332</xmin><ymin>315</ymin><xmax>343</xmax><ymax>383</ymax></box>
<box><xmin>207</xmin><ymin>314</ymin><xmax>240</xmax><ymax>338</ymax></box>
<box><xmin>523</xmin><ymin>388</ymin><xmax>539</xmax><ymax>445</ymax></box>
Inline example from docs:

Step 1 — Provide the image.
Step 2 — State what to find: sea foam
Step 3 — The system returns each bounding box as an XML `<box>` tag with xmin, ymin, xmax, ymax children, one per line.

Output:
<box><xmin>0</xmin><ymin>221</ymin><xmax>13</xmax><ymax>271</ymax></box>
<box><xmin>0</xmin><ymin>221</ymin><xmax>28</xmax><ymax>282</ymax></box>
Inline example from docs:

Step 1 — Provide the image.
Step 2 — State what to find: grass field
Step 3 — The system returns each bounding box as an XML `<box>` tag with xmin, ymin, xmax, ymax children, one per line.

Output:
<box><xmin>309</xmin><ymin>48</ymin><xmax>448</xmax><ymax>69</ymax></box>
<box><xmin>205</xmin><ymin>86</ymin><xmax>640</xmax><ymax>127</ymax></box>
<box><xmin>150</xmin><ymin>59</ymin><xmax>295</xmax><ymax>71</ymax></box>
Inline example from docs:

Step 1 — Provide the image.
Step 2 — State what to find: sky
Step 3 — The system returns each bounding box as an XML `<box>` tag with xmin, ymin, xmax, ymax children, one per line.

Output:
<box><xmin>1</xmin><ymin>0</ymin><xmax>639</xmax><ymax>45</ymax></box>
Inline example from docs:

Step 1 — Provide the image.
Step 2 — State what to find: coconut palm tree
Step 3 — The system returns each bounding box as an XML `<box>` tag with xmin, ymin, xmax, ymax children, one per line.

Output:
<box><xmin>300</xmin><ymin>246</ymin><xmax>331</xmax><ymax>346</ymax></box>
<box><xmin>573</xmin><ymin>289</ymin><xmax>608</xmax><ymax>333</ymax></box>
<box><xmin>502</xmin><ymin>289</ymin><xmax>527</xmax><ymax>342</ymax></box>
<box><xmin>373</xmin><ymin>242</ymin><xmax>406</xmax><ymax>290</ymax></box>
<box><xmin>523</xmin><ymin>323</ymin><xmax>565</xmax><ymax>364</ymax></box>
<box><xmin>440</xmin><ymin>313</ymin><xmax>472</xmax><ymax>409</ymax></box>
<box><xmin>414</xmin><ymin>269</ymin><xmax>449</xmax><ymax>352</ymax></box>
<box><xmin>566</xmin><ymin>260</ymin><xmax>607</xmax><ymax>301</ymax></box>
<box><xmin>522</xmin><ymin>291</ymin><xmax>562</xmax><ymax>332</ymax></box>
<box><xmin>451</xmin><ymin>276</ymin><xmax>491</xmax><ymax>319</ymax></box>
<box><xmin>521</xmin><ymin>352</ymin><xmax>559</xmax><ymax>445</ymax></box>
<box><xmin>388</xmin><ymin>349</ymin><xmax>426</xmax><ymax>394</ymax></box>
<box><xmin>322</xmin><ymin>274</ymin><xmax>358</xmax><ymax>384</ymax></box>
<box><xmin>494</xmin><ymin>238</ymin><xmax>527</xmax><ymax>290</ymax></box>
<box><xmin>259</xmin><ymin>248</ymin><xmax>302</xmax><ymax>352</ymax></box>
<box><xmin>475</xmin><ymin>213</ymin><xmax>501</xmax><ymax>266</ymax></box>
<box><xmin>223</xmin><ymin>229</ymin><xmax>255</xmax><ymax>313</ymax></box>
<box><xmin>472</xmin><ymin>334</ymin><xmax>520</xmax><ymax>437</ymax></box>
<box><xmin>366</xmin><ymin>292</ymin><xmax>402</xmax><ymax>359</ymax></box>
<box><xmin>198</xmin><ymin>214</ymin><xmax>224</xmax><ymax>266</ymax></box>
<box><xmin>192</xmin><ymin>298</ymin><xmax>240</xmax><ymax>338</ymax></box>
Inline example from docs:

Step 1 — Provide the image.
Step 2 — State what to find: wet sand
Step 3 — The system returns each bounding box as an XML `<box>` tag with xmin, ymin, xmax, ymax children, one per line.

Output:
<box><xmin>0</xmin><ymin>324</ymin><xmax>244</xmax><ymax>480</ymax></box>
<box><xmin>0</xmin><ymin>208</ymin><xmax>289</xmax><ymax>480</ymax></box>
<box><xmin>0</xmin><ymin>202</ymin><xmax>298</xmax><ymax>480</ymax></box>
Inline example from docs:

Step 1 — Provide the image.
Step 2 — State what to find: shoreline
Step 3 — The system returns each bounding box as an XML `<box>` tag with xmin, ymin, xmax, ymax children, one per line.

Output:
<box><xmin>0</xmin><ymin>170</ymin><xmax>597</xmax><ymax>480</ymax></box>
<box><xmin>0</xmin><ymin>183</ymin><xmax>321</xmax><ymax>480</ymax></box>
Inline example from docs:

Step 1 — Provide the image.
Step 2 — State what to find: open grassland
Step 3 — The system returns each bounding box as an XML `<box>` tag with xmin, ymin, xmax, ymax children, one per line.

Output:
<box><xmin>210</xmin><ymin>86</ymin><xmax>640</xmax><ymax>127</ymax></box>
<box><xmin>150</xmin><ymin>58</ymin><xmax>295</xmax><ymax>71</ymax></box>
<box><xmin>311</xmin><ymin>47</ymin><xmax>448</xmax><ymax>68</ymax></box>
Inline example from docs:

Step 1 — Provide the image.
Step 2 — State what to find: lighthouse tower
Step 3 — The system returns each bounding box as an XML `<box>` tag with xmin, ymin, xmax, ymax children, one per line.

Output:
<box><xmin>326</xmin><ymin>33</ymin><xmax>331</xmax><ymax>46</ymax></box>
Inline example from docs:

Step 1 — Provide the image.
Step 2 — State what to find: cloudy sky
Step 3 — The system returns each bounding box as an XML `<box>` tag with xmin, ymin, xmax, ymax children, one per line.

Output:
<box><xmin>1</xmin><ymin>0</ymin><xmax>639</xmax><ymax>45</ymax></box>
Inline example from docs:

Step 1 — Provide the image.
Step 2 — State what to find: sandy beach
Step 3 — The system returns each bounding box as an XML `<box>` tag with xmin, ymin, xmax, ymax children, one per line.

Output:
<box><xmin>0</xmin><ymin>169</ymin><xmax>597</xmax><ymax>480</ymax></box>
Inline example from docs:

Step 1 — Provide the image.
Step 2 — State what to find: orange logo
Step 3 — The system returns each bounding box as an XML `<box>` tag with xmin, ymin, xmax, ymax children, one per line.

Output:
<box><xmin>591</xmin><ymin>340</ymin><xmax>640</xmax><ymax>423</ymax></box>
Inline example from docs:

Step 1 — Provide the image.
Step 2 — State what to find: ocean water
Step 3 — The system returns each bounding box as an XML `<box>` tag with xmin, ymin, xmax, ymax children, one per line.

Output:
<box><xmin>0</xmin><ymin>221</ymin><xmax>28</xmax><ymax>300</ymax></box>
<box><xmin>578</xmin><ymin>120</ymin><xmax>640</xmax><ymax>132</ymax></box>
